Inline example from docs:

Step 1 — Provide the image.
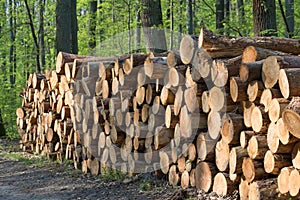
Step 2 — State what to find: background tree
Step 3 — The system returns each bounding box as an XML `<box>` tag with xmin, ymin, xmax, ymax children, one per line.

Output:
<box><xmin>285</xmin><ymin>0</ymin><xmax>294</xmax><ymax>37</ymax></box>
<box><xmin>140</xmin><ymin>0</ymin><xmax>167</xmax><ymax>53</ymax></box>
<box><xmin>253</xmin><ymin>0</ymin><xmax>277</xmax><ymax>36</ymax></box>
<box><xmin>89</xmin><ymin>0</ymin><xmax>97</xmax><ymax>52</ymax></box>
<box><xmin>216</xmin><ymin>0</ymin><xmax>225</xmax><ymax>34</ymax></box>
<box><xmin>186</xmin><ymin>0</ymin><xmax>193</xmax><ymax>34</ymax></box>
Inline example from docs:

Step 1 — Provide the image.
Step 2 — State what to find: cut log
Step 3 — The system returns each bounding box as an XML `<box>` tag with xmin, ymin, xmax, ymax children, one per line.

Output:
<box><xmin>215</xmin><ymin>140</ymin><xmax>230</xmax><ymax>172</ymax></box>
<box><xmin>262</xmin><ymin>56</ymin><xmax>280</xmax><ymax>89</ymax></box>
<box><xmin>229</xmin><ymin>146</ymin><xmax>248</xmax><ymax>176</ymax></box>
<box><xmin>174</xmin><ymin>86</ymin><xmax>183</xmax><ymax>116</ymax></box>
<box><xmin>180</xmin><ymin>35</ymin><xmax>197</xmax><ymax>64</ymax></box>
<box><xmin>264</xmin><ymin>150</ymin><xmax>292</xmax><ymax>174</ymax></box>
<box><xmin>196</xmin><ymin>133</ymin><xmax>215</xmax><ymax>162</ymax></box>
<box><xmin>194</xmin><ymin>162</ymin><xmax>217</xmax><ymax>192</ymax></box>
<box><xmin>239</xmin><ymin>178</ymin><xmax>249</xmax><ymax>200</ymax></box>
<box><xmin>239</xmin><ymin>60</ymin><xmax>264</xmax><ymax>82</ymax></box>
<box><xmin>213</xmin><ymin>173</ymin><xmax>235</xmax><ymax>196</ymax></box>
<box><xmin>288</xmin><ymin>168</ymin><xmax>300</xmax><ymax>196</ymax></box>
<box><xmin>247</xmin><ymin>81</ymin><xmax>264</xmax><ymax>102</ymax></box>
<box><xmin>250</xmin><ymin>106</ymin><xmax>269</xmax><ymax>133</ymax></box>
<box><xmin>268</xmin><ymin>98</ymin><xmax>290</xmax><ymax>123</ymax></box>
<box><xmin>199</xmin><ymin>28</ymin><xmax>300</xmax><ymax>57</ymax></box>
<box><xmin>260</xmin><ymin>88</ymin><xmax>282</xmax><ymax>112</ymax></box>
<box><xmin>242</xmin><ymin>157</ymin><xmax>266</xmax><ymax>182</ymax></box>
<box><xmin>167</xmin><ymin>50</ymin><xmax>182</xmax><ymax>67</ymax></box>
<box><xmin>207</xmin><ymin>110</ymin><xmax>221</xmax><ymax>139</ymax></box>
<box><xmin>230</xmin><ymin>77</ymin><xmax>248</xmax><ymax>102</ymax></box>
<box><xmin>247</xmin><ymin>135</ymin><xmax>268</xmax><ymax>160</ymax></box>
<box><xmin>282</xmin><ymin>97</ymin><xmax>300</xmax><ymax>139</ymax></box>
<box><xmin>242</xmin><ymin>46</ymin><xmax>283</xmax><ymax>63</ymax></box>
<box><xmin>201</xmin><ymin>91</ymin><xmax>210</xmax><ymax>113</ymax></box>
<box><xmin>292</xmin><ymin>142</ymin><xmax>300</xmax><ymax>169</ymax></box>
<box><xmin>279</xmin><ymin>68</ymin><xmax>300</xmax><ymax>99</ymax></box>
<box><xmin>221</xmin><ymin>113</ymin><xmax>245</xmax><ymax>145</ymax></box>
<box><xmin>278</xmin><ymin>167</ymin><xmax>293</xmax><ymax>194</ymax></box>
<box><xmin>192</xmin><ymin>48</ymin><xmax>213</xmax><ymax>78</ymax></box>
<box><xmin>168</xmin><ymin>165</ymin><xmax>179</xmax><ymax>186</ymax></box>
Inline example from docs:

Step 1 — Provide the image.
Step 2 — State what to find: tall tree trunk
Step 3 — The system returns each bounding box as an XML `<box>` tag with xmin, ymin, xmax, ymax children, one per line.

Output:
<box><xmin>9</xmin><ymin>0</ymin><xmax>16</xmax><ymax>84</ymax></box>
<box><xmin>127</xmin><ymin>1</ymin><xmax>131</xmax><ymax>53</ymax></box>
<box><xmin>169</xmin><ymin>0</ymin><xmax>173</xmax><ymax>49</ymax></box>
<box><xmin>253</xmin><ymin>0</ymin><xmax>277</xmax><ymax>36</ymax></box>
<box><xmin>24</xmin><ymin>0</ymin><xmax>41</xmax><ymax>72</ymax></box>
<box><xmin>178</xmin><ymin>0</ymin><xmax>183</xmax><ymax>47</ymax></box>
<box><xmin>56</xmin><ymin>0</ymin><xmax>71</xmax><ymax>54</ymax></box>
<box><xmin>88</xmin><ymin>0</ymin><xmax>97</xmax><ymax>52</ymax></box>
<box><xmin>216</xmin><ymin>0</ymin><xmax>225</xmax><ymax>34</ymax></box>
<box><xmin>285</xmin><ymin>0</ymin><xmax>294</xmax><ymax>37</ymax></box>
<box><xmin>135</xmin><ymin>1</ymin><xmax>141</xmax><ymax>51</ymax></box>
<box><xmin>70</xmin><ymin>0</ymin><xmax>78</xmax><ymax>54</ymax></box>
<box><xmin>224</xmin><ymin>0</ymin><xmax>230</xmax><ymax>35</ymax></box>
<box><xmin>0</xmin><ymin>108</ymin><xmax>5</xmax><ymax>137</ymax></box>
<box><xmin>140</xmin><ymin>0</ymin><xmax>167</xmax><ymax>53</ymax></box>
<box><xmin>39</xmin><ymin>0</ymin><xmax>46</xmax><ymax>69</ymax></box>
<box><xmin>186</xmin><ymin>0</ymin><xmax>193</xmax><ymax>34</ymax></box>
<box><xmin>237</xmin><ymin>0</ymin><xmax>245</xmax><ymax>35</ymax></box>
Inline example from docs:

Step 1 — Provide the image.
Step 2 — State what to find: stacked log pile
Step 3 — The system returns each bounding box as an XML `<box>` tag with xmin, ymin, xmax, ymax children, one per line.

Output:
<box><xmin>16</xmin><ymin>29</ymin><xmax>300</xmax><ymax>199</ymax></box>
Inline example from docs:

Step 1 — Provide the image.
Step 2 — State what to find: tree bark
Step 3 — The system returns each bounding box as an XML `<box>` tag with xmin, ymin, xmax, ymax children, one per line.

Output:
<box><xmin>56</xmin><ymin>0</ymin><xmax>73</xmax><ymax>54</ymax></box>
<box><xmin>88</xmin><ymin>1</ymin><xmax>98</xmax><ymax>52</ymax></box>
<box><xmin>140</xmin><ymin>0</ymin><xmax>167</xmax><ymax>53</ymax></box>
<box><xmin>253</xmin><ymin>0</ymin><xmax>277</xmax><ymax>36</ymax></box>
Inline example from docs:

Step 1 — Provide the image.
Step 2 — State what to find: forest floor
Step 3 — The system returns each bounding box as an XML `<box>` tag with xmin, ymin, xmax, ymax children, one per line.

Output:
<box><xmin>0</xmin><ymin>138</ymin><xmax>238</xmax><ymax>200</ymax></box>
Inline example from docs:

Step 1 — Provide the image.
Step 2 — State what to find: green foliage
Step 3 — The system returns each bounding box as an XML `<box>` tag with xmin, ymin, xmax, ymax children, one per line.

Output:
<box><xmin>101</xmin><ymin>167</ymin><xmax>126</xmax><ymax>181</ymax></box>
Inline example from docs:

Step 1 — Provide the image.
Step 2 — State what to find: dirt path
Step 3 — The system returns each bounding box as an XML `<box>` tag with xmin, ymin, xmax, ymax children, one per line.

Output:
<box><xmin>0</xmin><ymin>139</ymin><xmax>200</xmax><ymax>200</ymax></box>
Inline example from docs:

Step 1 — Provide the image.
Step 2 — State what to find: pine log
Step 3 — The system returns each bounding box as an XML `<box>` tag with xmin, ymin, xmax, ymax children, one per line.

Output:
<box><xmin>248</xmin><ymin>180</ymin><xmax>280</xmax><ymax>200</ymax></box>
<box><xmin>279</xmin><ymin>68</ymin><xmax>300</xmax><ymax>99</ymax></box>
<box><xmin>196</xmin><ymin>133</ymin><xmax>215</xmax><ymax>162</ymax></box>
<box><xmin>229</xmin><ymin>146</ymin><xmax>248</xmax><ymax>176</ymax></box>
<box><xmin>288</xmin><ymin>168</ymin><xmax>300</xmax><ymax>196</ymax></box>
<box><xmin>242</xmin><ymin>45</ymin><xmax>284</xmax><ymax>63</ymax></box>
<box><xmin>221</xmin><ymin>113</ymin><xmax>245</xmax><ymax>145</ymax></box>
<box><xmin>292</xmin><ymin>142</ymin><xmax>300</xmax><ymax>169</ymax></box>
<box><xmin>167</xmin><ymin>50</ymin><xmax>182</xmax><ymax>67</ymax></box>
<box><xmin>239</xmin><ymin>178</ymin><xmax>249</xmax><ymax>200</ymax></box>
<box><xmin>264</xmin><ymin>150</ymin><xmax>292</xmax><ymax>174</ymax></box>
<box><xmin>278</xmin><ymin>167</ymin><xmax>293</xmax><ymax>194</ymax></box>
<box><xmin>262</xmin><ymin>56</ymin><xmax>280</xmax><ymax>89</ymax></box>
<box><xmin>239</xmin><ymin>60</ymin><xmax>264</xmax><ymax>82</ymax></box>
<box><xmin>242</xmin><ymin>157</ymin><xmax>266</xmax><ymax>182</ymax></box>
<box><xmin>213</xmin><ymin>173</ymin><xmax>235</xmax><ymax>196</ymax></box>
<box><xmin>207</xmin><ymin>110</ymin><xmax>221</xmax><ymax>139</ymax></box>
<box><xmin>201</xmin><ymin>90</ymin><xmax>210</xmax><ymax>113</ymax></box>
<box><xmin>247</xmin><ymin>135</ymin><xmax>268</xmax><ymax>160</ymax></box>
<box><xmin>247</xmin><ymin>81</ymin><xmax>264</xmax><ymax>102</ymax></box>
<box><xmin>250</xmin><ymin>106</ymin><xmax>269</xmax><ymax>133</ymax></box>
<box><xmin>199</xmin><ymin>28</ymin><xmax>300</xmax><ymax>57</ymax></box>
<box><xmin>174</xmin><ymin>86</ymin><xmax>183</xmax><ymax>116</ymax></box>
<box><xmin>215</xmin><ymin>139</ymin><xmax>230</xmax><ymax>172</ymax></box>
<box><xmin>144</xmin><ymin>57</ymin><xmax>169</xmax><ymax>79</ymax></box>
<box><xmin>192</xmin><ymin>48</ymin><xmax>213</xmax><ymax>78</ymax></box>
<box><xmin>180</xmin><ymin>35</ymin><xmax>197</xmax><ymax>64</ymax></box>
<box><xmin>260</xmin><ymin>88</ymin><xmax>282</xmax><ymax>112</ymax></box>
<box><xmin>282</xmin><ymin>97</ymin><xmax>300</xmax><ymax>139</ymax></box>
<box><xmin>168</xmin><ymin>164</ymin><xmax>179</xmax><ymax>186</ymax></box>
<box><xmin>268</xmin><ymin>98</ymin><xmax>290</xmax><ymax>122</ymax></box>
<box><xmin>194</xmin><ymin>162</ymin><xmax>217</xmax><ymax>192</ymax></box>
<box><xmin>230</xmin><ymin>76</ymin><xmax>248</xmax><ymax>102</ymax></box>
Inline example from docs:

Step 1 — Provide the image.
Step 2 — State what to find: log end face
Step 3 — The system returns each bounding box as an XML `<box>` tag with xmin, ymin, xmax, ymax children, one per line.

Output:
<box><xmin>282</xmin><ymin>110</ymin><xmax>300</xmax><ymax>139</ymax></box>
<box><xmin>279</xmin><ymin>69</ymin><xmax>290</xmax><ymax>99</ymax></box>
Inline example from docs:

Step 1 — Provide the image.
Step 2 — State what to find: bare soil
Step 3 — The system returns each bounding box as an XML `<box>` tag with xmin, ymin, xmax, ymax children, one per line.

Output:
<box><xmin>0</xmin><ymin>138</ymin><xmax>238</xmax><ymax>200</ymax></box>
